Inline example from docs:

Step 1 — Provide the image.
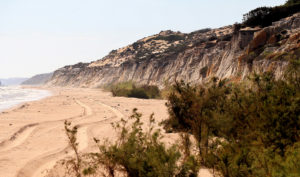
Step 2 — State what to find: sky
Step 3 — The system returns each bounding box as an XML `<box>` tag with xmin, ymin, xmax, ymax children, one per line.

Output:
<box><xmin>0</xmin><ymin>0</ymin><xmax>286</xmax><ymax>78</ymax></box>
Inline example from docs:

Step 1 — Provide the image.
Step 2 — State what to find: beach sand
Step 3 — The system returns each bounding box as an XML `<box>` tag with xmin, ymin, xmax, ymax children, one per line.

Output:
<box><xmin>0</xmin><ymin>88</ymin><xmax>213</xmax><ymax>177</ymax></box>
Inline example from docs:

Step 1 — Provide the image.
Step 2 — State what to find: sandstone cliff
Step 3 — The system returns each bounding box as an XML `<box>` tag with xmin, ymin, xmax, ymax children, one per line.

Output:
<box><xmin>47</xmin><ymin>13</ymin><xmax>300</xmax><ymax>88</ymax></box>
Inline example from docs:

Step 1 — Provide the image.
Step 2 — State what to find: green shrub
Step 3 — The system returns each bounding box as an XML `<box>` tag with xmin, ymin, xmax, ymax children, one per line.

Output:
<box><xmin>140</xmin><ymin>85</ymin><xmax>161</xmax><ymax>99</ymax></box>
<box><xmin>109</xmin><ymin>82</ymin><xmax>161</xmax><ymax>99</ymax></box>
<box><xmin>108</xmin><ymin>81</ymin><xmax>134</xmax><ymax>97</ymax></box>
<box><xmin>164</xmin><ymin>67</ymin><xmax>300</xmax><ymax>177</ymax></box>
<box><xmin>242</xmin><ymin>1</ymin><xmax>300</xmax><ymax>27</ymax></box>
<box><xmin>94</xmin><ymin>110</ymin><xmax>183</xmax><ymax>177</ymax></box>
<box><xmin>64</xmin><ymin>121</ymin><xmax>82</xmax><ymax>177</ymax></box>
<box><xmin>285</xmin><ymin>0</ymin><xmax>300</xmax><ymax>6</ymax></box>
<box><xmin>64</xmin><ymin>109</ymin><xmax>200</xmax><ymax>177</ymax></box>
<box><xmin>128</xmin><ymin>88</ymin><xmax>149</xmax><ymax>99</ymax></box>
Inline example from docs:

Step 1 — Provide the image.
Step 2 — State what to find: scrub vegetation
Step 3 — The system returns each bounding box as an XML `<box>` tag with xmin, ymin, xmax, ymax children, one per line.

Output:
<box><xmin>163</xmin><ymin>59</ymin><xmax>300</xmax><ymax>177</ymax></box>
<box><xmin>108</xmin><ymin>81</ymin><xmax>161</xmax><ymax>99</ymax></box>
<box><xmin>243</xmin><ymin>0</ymin><xmax>300</xmax><ymax>27</ymax></box>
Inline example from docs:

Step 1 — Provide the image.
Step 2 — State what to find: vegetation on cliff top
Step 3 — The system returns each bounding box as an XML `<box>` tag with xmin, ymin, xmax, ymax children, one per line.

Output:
<box><xmin>243</xmin><ymin>0</ymin><xmax>300</xmax><ymax>27</ymax></box>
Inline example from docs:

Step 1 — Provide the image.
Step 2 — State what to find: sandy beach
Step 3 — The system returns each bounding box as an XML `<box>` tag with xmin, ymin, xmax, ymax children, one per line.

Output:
<box><xmin>0</xmin><ymin>88</ymin><xmax>174</xmax><ymax>177</ymax></box>
<box><xmin>0</xmin><ymin>88</ymin><xmax>213</xmax><ymax>177</ymax></box>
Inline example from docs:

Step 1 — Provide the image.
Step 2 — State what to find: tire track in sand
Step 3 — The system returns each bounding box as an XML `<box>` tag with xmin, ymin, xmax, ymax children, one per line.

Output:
<box><xmin>14</xmin><ymin>99</ymin><xmax>89</xmax><ymax>177</ymax></box>
<box><xmin>31</xmin><ymin>100</ymin><xmax>124</xmax><ymax>177</ymax></box>
<box><xmin>17</xmin><ymin>99</ymin><xmax>123</xmax><ymax>177</ymax></box>
<box><xmin>0</xmin><ymin>99</ymin><xmax>87</xmax><ymax>154</ymax></box>
<box><xmin>0</xmin><ymin>123</ymin><xmax>38</xmax><ymax>152</ymax></box>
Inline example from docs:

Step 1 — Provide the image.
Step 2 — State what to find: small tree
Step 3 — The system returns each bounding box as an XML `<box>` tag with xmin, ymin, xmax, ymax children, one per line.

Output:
<box><xmin>164</xmin><ymin>70</ymin><xmax>300</xmax><ymax>177</ymax></box>
<box><xmin>64</xmin><ymin>121</ymin><xmax>82</xmax><ymax>177</ymax></box>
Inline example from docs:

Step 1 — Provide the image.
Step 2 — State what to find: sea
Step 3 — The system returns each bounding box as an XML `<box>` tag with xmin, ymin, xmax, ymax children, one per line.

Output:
<box><xmin>0</xmin><ymin>86</ymin><xmax>51</xmax><ymax>112</ymax></box>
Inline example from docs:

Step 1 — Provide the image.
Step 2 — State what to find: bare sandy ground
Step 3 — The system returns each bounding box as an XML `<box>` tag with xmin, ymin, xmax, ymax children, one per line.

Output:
<box><xmin>0</xmin><ymin>88</ymin><xmax>213</xmax><ymax>177</ymax></box>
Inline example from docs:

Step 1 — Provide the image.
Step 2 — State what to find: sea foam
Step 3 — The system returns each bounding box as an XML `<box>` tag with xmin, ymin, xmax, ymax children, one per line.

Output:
<box><xmin>0</xmin><ymin>86</ymin><xmax>50</xmax><ymax>112</ymax></box>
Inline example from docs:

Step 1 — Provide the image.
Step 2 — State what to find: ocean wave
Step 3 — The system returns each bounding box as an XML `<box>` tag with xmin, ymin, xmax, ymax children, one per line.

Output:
<box><xmin>0</xmin><ymin>86</ymin><xmax>51</xmax><ymax>112</ymax></box>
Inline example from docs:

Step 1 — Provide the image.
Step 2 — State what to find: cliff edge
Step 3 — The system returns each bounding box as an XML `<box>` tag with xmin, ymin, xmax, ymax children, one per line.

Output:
<box><xmin>47</xmin><ymin>13</ymin><xmax>300</xmax><ymax>88</ymax></box>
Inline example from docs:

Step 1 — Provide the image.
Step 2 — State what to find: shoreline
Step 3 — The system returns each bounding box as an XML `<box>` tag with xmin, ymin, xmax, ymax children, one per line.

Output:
<box><xmin>0</xmin><ymin>86</ymin><xmax>53</xmax><ymax>113</ymax></box>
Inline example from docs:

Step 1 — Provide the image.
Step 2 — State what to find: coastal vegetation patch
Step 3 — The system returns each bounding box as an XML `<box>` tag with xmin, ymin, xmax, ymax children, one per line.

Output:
<box><xmin>243</xmin><ymin>0</ymin><xmax>300</xmax><ymax>27</ymax></box>
<box><xmin>107</xmin><ymin>81</ymin><xmax>161</xmax><ymax>99</ymax></box>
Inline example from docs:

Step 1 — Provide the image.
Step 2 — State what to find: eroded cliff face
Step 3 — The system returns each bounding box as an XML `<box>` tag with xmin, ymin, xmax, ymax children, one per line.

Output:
<box><xmin>47</xmin><ymin>13</ymin><xmax>300</xmax><ymax>88</ymax></box>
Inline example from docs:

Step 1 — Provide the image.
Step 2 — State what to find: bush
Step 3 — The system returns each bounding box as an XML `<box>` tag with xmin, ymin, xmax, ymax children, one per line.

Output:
<box><xmin>64</xmin><ymin>109</ymin><xmax>200</xmax><ymax>177</ymax></box>
<box><xmin>109</xmin><ymin>81</ymin><xmax>134</xmax><ymax>97</ymax></box>
<box><xmin>242</xmin><ymin>1</ymin><xmax>300</xmax><ymax>27</ymax></box>
<box><xmin>128</xmin><ymin>88</ymin><xmax>149</xmax><ymax>99</ymax></box>
<box><xmin>141</xmin><ymin>85</ymin><xmax>161</xmax><ymax>98</ymax></box>
<box><xmin>109</xmin><ymin>82</ymin><xmax>161</xmax><ymax>99</ymax></box>
<box><xmin>285</xmin><ymin>0</ymin><xmax>300</xmax><ymax>6</ymax></box>
<box><xmin>164</xmin><ymin>67</ymin><xmax>300</xmax><ymax>177</ymax></box>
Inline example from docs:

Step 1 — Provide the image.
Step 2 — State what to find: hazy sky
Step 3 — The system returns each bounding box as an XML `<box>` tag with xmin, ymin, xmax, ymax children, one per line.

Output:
<box><xmin>0</xmin><ymin>0</ymin><xmax>286</xmax><ymax>78</ymax></box>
